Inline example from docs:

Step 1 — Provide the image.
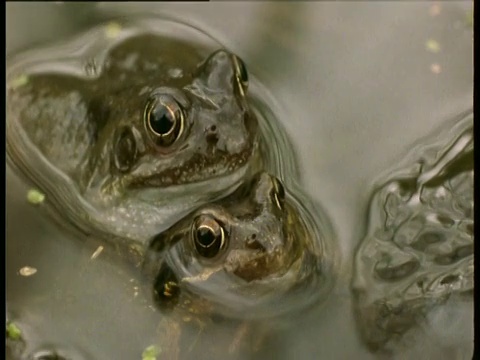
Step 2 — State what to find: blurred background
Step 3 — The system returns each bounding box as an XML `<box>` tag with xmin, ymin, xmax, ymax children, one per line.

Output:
<box><xmin>6</xmin><ymin>2</ymin><xmax>473</xmax><ymax>360</ymax></box>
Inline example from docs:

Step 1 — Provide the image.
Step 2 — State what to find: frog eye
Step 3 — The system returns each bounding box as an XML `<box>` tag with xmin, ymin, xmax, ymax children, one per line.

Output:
<box><xmin>192</xmin><ymin>215</ymin><xmax>226</xmax><ymax>258</ymax></box>
<box><xmin>271</xmin><ymin>177</ymin><xmax>286</xmax><ymax>210</ymax></box>
<box><xmin>232</xmin><ymin>55</ymin><xmax>249</xmax><ymax>96</ymax></box>
<box><xmin>145</xmin><ymin>94</ymin><xmax>184</xmax><ymax>147</ymax></box>
<box><xmin>113</xmin><ymin>128</ymin><xmax>138</xmax><ymax>172</ymax></box>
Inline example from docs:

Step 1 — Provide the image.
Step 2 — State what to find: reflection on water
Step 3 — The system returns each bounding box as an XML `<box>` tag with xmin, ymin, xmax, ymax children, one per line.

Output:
<box><xmin>352</xmin><ymin>110</ymin><xmax>473</xmax><ymax>352</ymax></box>
<box><xmin>6</xmin><ymin>2</ymin><xmax>473</xmax><ymax>360</ymax></box>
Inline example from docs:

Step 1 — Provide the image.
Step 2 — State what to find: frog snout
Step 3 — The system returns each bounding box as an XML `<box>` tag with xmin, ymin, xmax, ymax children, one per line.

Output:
<box><xmin>245</xmin><ymin>234</ymin><xmax>285</xmax><ymax>256</ymax></box>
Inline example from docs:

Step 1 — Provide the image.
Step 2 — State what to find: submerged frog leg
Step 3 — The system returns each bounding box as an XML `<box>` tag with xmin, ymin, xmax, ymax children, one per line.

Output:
<box><xmin>186</xmin><ymin>317</ymin><xmax>207</xmax><ymax>353</ymax></box>
<box><xmin>156</xmin><ymin>317</ymin><xmax>181</xmax><ymax>360</ymax></box>
<box><xmin>251</xmin><ymin>324</ymin><xmax>271</xmax><ymax>353</ymax></box>
<box><xmin>227</xmin><ymin>321</ymin><xmax>270</xmax><ymax>354</ymax></box>
<box><xmin>228</xmin><ymin>321</ymin><xmax>249</xmax><ymax>354</ymax></box>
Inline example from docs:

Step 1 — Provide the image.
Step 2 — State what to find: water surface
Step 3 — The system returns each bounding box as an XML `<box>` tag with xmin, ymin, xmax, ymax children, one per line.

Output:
<box><xmin>6</xmin><ymin>2</ymin><xmax>473</xmax><ymax>360</ymax></box>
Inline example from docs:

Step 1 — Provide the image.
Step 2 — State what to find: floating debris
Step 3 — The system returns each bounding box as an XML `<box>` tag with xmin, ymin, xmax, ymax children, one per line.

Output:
<box><xmin>90</xmin><ymin>246</ymin><xmax>104</xmax><ymax>260</ymax></box>
<box><xmin>26</xmin><ymin>189</ymin><xmax>45</xmax><ymax>205</ymax></box>
<box><xmin>105</xmin><ymin>22</ymin><xmax>122</xmax><ymax>39</ymax></box>
<box><xmin>228</xmin><ymin>322</ymin><xmax>249</xmax><ymax>354</ymax></box>
<box><xmin>142</xmin><ymin>345</ymin><xmax>161</xmax><ymax>360</ymax></box>
<box><xmin>426</xmin><ymin>39</ymin><xmax>441</xmax><ymax>53</ymax></box>
<box><xmin>6</xmin><ymin>322</ymin><xmax>22</xmax><ymax>340</ymax></box>
<box><xmin>430</xmin><ymin>63</ymin><xmax>442</xmax><ymax>74</ymax></box>
<box><xmin>8</xmin><ymin>74</ymin><xmax>29</xmax><ymax>90</ymax></box>
<box><xmin>19</xmin><ymin>266</ymin><xmax>37</xmax><ymax>277</ymax></box>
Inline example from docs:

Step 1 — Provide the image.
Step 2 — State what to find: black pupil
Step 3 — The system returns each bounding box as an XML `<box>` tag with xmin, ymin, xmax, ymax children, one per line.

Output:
<box><xmin>196</xmin><ymin>227</ymin><xmax>216</xmax><ymax>247</ymax></box>
<box><xmin>150</xmin><ymin>104</ymin><xmax>175</xmax><ymax>135</ymax></box>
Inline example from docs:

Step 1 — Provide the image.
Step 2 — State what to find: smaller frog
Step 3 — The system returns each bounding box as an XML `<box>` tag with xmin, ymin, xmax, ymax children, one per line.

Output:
<box><xmin>144</xmin><ymin>172</ymin><xmax>333</xmax><ymax>320</ymax></box>
<box><xmin>142</xmin><ymin>172</ymin><xmax>335</xmax><ymax>359</ymax></box>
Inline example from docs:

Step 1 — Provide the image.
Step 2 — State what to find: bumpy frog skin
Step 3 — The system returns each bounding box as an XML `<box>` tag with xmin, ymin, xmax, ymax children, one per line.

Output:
<box><xmin>352</xmin><ymin>111</ymin><xmax>473</xmax><ymax>351</ymax></box>
<box><xmin>7</xmin><ymin>32</ymin><xmax>260</xmax><ymax>242</ymax></box>
<box><xmin>145</xmin><ymin>172</ymin><xmax>334</xmax><ymax>320</ymax></box>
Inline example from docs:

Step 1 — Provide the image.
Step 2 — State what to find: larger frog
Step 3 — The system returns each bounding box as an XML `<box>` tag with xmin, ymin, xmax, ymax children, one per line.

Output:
<box><xmin>7</xmin><ymin>26</ymin><xmax>261</xmax><ymax>243</ymax></box>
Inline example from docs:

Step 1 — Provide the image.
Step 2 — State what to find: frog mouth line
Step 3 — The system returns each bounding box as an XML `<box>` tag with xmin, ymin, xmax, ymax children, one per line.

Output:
<box><xmin>127</xmin><ymin>149</ymin><xmax>258</xmax><ymax>189</ymax></box>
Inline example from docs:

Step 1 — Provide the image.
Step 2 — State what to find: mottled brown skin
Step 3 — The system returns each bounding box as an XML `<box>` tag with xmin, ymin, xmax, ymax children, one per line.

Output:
<box><xmin>8</xmin><ymin>34</ymin><xmax>258</xmax><ymax>202</ymax></box>
<box><xmin>140</xmin><ymin>172</ymin><xmax>326</xmax><ymax>359</ymax></box>
<box><xmin>145</xmin><ymin>172</ymin><xmax>325</xmax><ymax>321</ymax></box>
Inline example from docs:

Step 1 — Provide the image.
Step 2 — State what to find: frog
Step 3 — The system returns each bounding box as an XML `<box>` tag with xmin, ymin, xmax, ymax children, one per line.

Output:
<box><xmin>141</xmin><ymin>172</ymin><xmax>336</xmax><ymax>359</ymax></box>
<box><xmin>6</xmin><ymin>30</ymin><xmax>261</xmax><ymax>244</ymax></box>
<box><xmin>352</xmin><ymin>110</ymin><xmax>473</xmax><ymax>351</ymax></box>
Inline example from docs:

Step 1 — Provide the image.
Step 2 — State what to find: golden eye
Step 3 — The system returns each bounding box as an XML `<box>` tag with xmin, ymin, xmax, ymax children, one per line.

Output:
<box><xmin>232</xmin><ymin>55</ymin><xmax>248</xmax><ymax>96</ymax></box>
<box><xmin>192</xmin><ymin>215</ymin><xmax>226</xmax><ymax>258</ymax></box>
<box><xmin>272</xmin><ymin>177</ymin><xmax>286</xmax><ymax>210</ymax></box>
<box><xmin>145</xmin><ymin>94</ymin><xmax>184</xmax><ymax>146</ymax></box>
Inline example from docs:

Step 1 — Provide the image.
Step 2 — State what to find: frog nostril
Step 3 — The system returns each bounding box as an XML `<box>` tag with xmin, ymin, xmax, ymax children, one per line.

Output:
<box><xmin>205</xmin><ymin>124</ymin><xmax>218</xmax><ymax>143</ymax></box>
<box><xmin>206</xmin><ymin>132</ymin><xmax>219</xmax><ymax>145</ymax></box>
<box><xmin>246</xmin><ymin>235</ymin><xmax>265</xmax><ymax>251</ymax></box>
